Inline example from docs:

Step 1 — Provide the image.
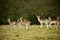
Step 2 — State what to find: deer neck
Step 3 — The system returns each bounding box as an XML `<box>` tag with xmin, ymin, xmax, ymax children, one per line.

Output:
<box><xmin>8</xmin><ymin>19</ymin><xmax>12</xmax><ymax>24</ymax></box>
<box><xmin>37</xmin><ymin>17</ymin><xmax>41</xmax><ymax>22</ymax></box>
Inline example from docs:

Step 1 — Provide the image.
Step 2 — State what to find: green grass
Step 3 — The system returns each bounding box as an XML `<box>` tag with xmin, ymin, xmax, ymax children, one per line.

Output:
<box><xmin>0</xmin><ymin>25</ymin><xmax>60</xmax><ymax>40</ymax></box>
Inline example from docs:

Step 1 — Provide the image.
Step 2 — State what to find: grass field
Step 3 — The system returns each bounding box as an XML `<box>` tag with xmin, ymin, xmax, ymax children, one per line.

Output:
<box><xmin>0</xmin><ymin>25</ymin><xmax>60</xmax><ymax>40</ymax></box>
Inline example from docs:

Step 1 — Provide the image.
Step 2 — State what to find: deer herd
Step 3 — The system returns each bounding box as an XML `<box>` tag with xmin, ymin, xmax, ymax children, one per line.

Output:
<box><xmin>7</xmin><ymin>17</ymin><xmax>31</xmax><ymax>29</ymax></box>
<box><xmin>7</xmin><ymin>15</ymin><xmax>60</xmax><ymax>29</ymax></box>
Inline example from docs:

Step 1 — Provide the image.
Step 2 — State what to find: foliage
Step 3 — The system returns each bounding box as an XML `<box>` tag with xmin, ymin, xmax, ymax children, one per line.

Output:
<box><xmin>0</xmin><ymin>0</ymin><xmax>60</xmax><ymax>24</ymax></box>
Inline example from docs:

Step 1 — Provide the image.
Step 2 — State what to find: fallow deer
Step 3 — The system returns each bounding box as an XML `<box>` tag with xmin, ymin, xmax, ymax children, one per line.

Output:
<box><xmin>18</xmin><ymin>17</ymin><xmax>31</xmax><ymax>29</ymax></box>
<box><xmin>7</xmin><ymin>18</ymin><xmax>16</xmax><ymax>29</ymax></box>
<box><xmin>48</xmin><ymin>17</ymin><xmax>60</xmax><ymax>29</ymax></box>
<box><xmin>17</xmin><ymin>17</ymin><xmax>23</xmax><ymax>27</ymax></box>
<box><xmin>36</xmin><ymin>16</ymin><xmax>49</xmax><ymax>28</ymax></box>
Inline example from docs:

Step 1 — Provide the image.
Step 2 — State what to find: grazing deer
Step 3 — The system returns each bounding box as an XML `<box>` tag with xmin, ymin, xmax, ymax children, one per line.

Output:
<box><xmin>19</xmin><ymin>17</ymin><xmax>31</xmax><ymax>29</ymax></box>
<box><xmin>36</xmin><ymin>16</ymin><xmax>49</xmax><ymax>28</ymax></box>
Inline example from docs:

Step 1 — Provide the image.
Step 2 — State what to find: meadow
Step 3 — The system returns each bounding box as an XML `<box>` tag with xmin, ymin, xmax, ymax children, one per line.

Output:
<box><xmin>0</xmin><ymin>25</ymin><xmax>60</xmax><ymax>40</ymax></box>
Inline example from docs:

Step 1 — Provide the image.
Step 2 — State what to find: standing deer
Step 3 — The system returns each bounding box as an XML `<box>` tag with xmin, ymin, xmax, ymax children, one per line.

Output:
<box><xmin>18</xmin><ymin>17</ymin><xmax>31</xmax><ymax>29</ymax></box>
<box><xmin>17</xmin><ymin>17</ymin><xmax>23</xmax><ymax>27</ymax></box>
<box><xmin>7</xmin><ymin>18</ymin><xmax>16</xmax><ymax>29</ymax></box>
<box><xmin>48</xmin><ymin>17</ymin><xmax>56</xmax><ymax>28</ymax></box>
<box><xmin>48</xmin><ymin>17</ymin><xmax>60</xmax><ymax>29</ymax></box>
<box><xmin>36</xmin><ymin>16</ymin><xmax>49</xmax><ymax>28</ymax></box>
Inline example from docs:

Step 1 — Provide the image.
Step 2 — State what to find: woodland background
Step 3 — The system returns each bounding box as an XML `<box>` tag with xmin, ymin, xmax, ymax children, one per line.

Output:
<box><xmin>0</xmin><ymin>0</ymin><xmax>60</xmax><ymax>25</ymax></box>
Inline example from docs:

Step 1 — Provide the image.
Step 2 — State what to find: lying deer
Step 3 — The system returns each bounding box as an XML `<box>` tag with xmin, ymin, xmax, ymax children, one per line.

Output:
<box><xmin>36</xmin><ymin>16</ymin><xmax>49</xmax><ymax>28</ymax></box>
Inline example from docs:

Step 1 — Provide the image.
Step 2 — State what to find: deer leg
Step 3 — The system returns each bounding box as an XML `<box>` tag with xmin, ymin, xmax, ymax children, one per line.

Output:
<box><xmin>45</xmin><ymin>20</ymin><xmax>49</xmax><ymax>28</ymax></box>
<box><xmin>40</xmin><ymin>23</ymin><xmax>43</xmax><ymax>28</ymax></box>
<box><xmin>12</xmin><ymin>25</ymin><xmax>16</xmax><ymax>30</ymax></box>
<box><xmin>49</xmin><ymin>23</ymin><xmax>52</xmax><ymax>28</ymax></box>
<box><xmin>17</xmin><ymin>23</ymin><xmax>21</xmax><ymax>28</ymax></box>
<box><xmin>57</xmin><ymin>22</ymin><xmax>59</xmax><ymax>27</ymax></box>
<box><xmin>54</xmin><ymin>23</ymin><xmax>57</xmax><ymax>30</ymax></box>
<box><xmin>25</xmin><ymin>25</ymin><xmax>28</xmax><ymax>29</ymax></box>
<box><xmin>46</xmin><ymin>23</ymin><xmax>49</xmax><ymax>28</ymax></box>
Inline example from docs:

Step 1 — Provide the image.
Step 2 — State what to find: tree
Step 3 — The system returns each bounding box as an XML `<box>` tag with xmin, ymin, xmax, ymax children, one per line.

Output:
<box><xmin>0</xmin><ymin>0</ymin><xmax>60</xmax><ymax>24</ymax></box>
